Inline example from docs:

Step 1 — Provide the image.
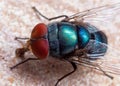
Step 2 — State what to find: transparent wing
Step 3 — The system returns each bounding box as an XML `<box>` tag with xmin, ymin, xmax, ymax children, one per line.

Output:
<box><xmin>68</xmin><ymin>40</ymin><xmax>120</xmax><ymax>76</ymax></box>
<box><xmin>64</xmin><ymin>2</ymin><xmax>120</xmax><ymax>78</ymax></box>
<box><xmin>85</xmin><ymin>40</ymin><xmax>108</xmax><ymax>58</ymax></box>
<box><xmin>85</xmin><ymin>23</ymin><xmax>101</xmax><ymax>33</ymax></box>
<box><xmin>67</xmin><ymin>2</ymin><xmax>120</xmax><ymax>23</ymax></box>
<box><xmin>90</xmin><ymin>40</ymin><xmax>120</xmax><ymax>75</ymax></box>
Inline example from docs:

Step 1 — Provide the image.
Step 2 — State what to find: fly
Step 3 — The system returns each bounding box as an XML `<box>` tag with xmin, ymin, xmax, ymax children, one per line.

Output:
<box><xmin>10</xmin><ymin>3</ymin><xmax>120</xmax><ymax>86</ymax></box>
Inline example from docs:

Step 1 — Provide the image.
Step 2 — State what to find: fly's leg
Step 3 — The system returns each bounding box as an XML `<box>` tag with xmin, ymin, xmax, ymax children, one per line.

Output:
<box><xmin>11</xmin><ymin>37</ymin><xmax>39</xmax><ymax>70</ymax></box>
<box><xmin>13</xmin><ymin>37</ymin><xmax>43</xmax><ymax>70</ymax></box>
<box><xmin>96</xmin><ymin>64</ymin><xmax>113</xmax><ymax>79</ymax></box>
<box><xmin>32</xmin><ymin>7</ymin><xmax>69</xmax><ymax>21</ymax></box>
<box><xmin>15</xmin><ymin>37</ymin><xmax>29</xmax><ymax>40</ymax></box>
<box><xmin>14</xmin><ymin>37</ymin><xmax>29</xmax><ymax>47</ymax></box>
<box><xmin>78</xmin><ymin>58</ymin><xmax>114</xmax><ymax>79</ymax></box>
<box><xmin>55</xmin><ymin>62</ymin><xmax>77</xmax><ymax>86</ymax></box>
<box><xmin>76</xmin><ymin>58</ymin><xmax>114</xmax><ymax>79</ymax></box>
<box><xmin>81</xmin><ymin>60</ymin><xmax>114</xmax><ymax>79</ymax></box>
<box><xmin>68</xmin><ymin>49</ymin><xmax>114</xmax><ymax>79</ymax></box>
<box><xmin>10</xmin><ymin>58</ymin><xmax>39</xmax><ymax>70</ymax></box>
<box><xmin>15</xmin><ymin>37</ymin><xmax>30</xmax><ymax>58</ymax></box>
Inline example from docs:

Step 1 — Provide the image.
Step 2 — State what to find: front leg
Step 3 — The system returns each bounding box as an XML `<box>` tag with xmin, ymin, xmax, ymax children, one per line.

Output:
<box><xmin>10</xmin><ymin>58</ymin><xmax>39</xmax><ymax>70</ymax></box>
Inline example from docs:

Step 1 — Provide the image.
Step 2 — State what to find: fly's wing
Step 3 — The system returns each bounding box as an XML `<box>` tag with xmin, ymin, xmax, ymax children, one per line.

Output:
<box><xmin>68</xmin><ymin>40</ymin><xmax>120</xmax><ymax>76</ymax></box>
<box><xmin>65</xmin><ymin>3</ymin><xmax>120</xmax><ymax>76</ymax></box>
<box><xmin>90</xmin><ymin>40</ymin><xmax>120</xmax><ymax>75</ymax></box>
<box><xmin>85</xmin><ymin>40</ymin><xmax>108</xmax><ymax>58</ymax></box>
<box><xmin>67</xmin><ymin>2</ymin><xmax>120</xmax><ymax>23</ymax></box>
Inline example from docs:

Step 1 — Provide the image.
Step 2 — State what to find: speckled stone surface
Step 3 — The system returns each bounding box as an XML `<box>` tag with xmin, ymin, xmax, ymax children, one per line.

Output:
<box><xmin>0</xmin><ymin>0</ymin><xmax>120</xmax><ymax>86</ymax></box>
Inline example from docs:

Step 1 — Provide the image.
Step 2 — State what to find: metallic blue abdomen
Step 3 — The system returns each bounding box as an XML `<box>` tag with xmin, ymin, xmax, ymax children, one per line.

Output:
<box><xmin>77</xmin><ymin>25</ymin><xmax>90</xmax><ymax>48</ymax></box>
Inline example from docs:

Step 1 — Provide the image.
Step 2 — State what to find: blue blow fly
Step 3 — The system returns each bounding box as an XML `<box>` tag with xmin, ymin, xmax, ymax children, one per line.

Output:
<box><xmin>11</xmin><ymin>2</ymin><xmax>120</xmax><ymax>86</ymax></box>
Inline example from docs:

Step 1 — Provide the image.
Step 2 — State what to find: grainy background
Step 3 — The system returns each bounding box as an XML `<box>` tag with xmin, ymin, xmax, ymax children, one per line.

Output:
<box><xmin>0</xmin><ymin>0</ymin><xmax>120</xmax><ymax>86</ymax></box>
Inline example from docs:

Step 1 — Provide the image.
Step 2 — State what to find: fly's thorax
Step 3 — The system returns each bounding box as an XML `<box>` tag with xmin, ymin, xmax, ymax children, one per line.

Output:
<box><xmin>47</xmin><ymin>22</ymin><xmax>78</xmax><ymax>58</ymax></box>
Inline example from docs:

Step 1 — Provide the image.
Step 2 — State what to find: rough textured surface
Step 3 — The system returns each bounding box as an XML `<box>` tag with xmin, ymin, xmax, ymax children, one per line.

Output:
<box><xmin>0</xmin><ymin>0</ymin><xmax>120</xmax><ymax>86</ymax></box>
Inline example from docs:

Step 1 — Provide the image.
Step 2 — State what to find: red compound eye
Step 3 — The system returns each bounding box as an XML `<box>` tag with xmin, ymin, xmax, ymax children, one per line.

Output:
<box><xmin>30</xmin><ymin>39</ymin><xmax>49</xmax><ymax>59</ymax></box>
<box><xmin>30</xmin><ymin>23</ymin><xmax>49</xmax><ymax>59</ymax></box>
<box><xmin>31</xmin><ymin>23</ymin><xmax>47</xmax><ymax>38</ymax></box>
